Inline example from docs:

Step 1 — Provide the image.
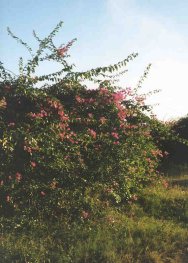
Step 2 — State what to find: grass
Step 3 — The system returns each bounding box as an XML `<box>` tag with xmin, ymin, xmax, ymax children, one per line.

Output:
<box><xmin>1</xmin><ymin>179</ymin><xmax>188</xmax><ymax>263</ymax></box>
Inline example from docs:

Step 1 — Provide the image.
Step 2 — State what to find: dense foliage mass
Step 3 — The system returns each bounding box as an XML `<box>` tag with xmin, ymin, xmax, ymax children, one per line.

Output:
<box><xmin>0</xmin><ymin>80</ymin><xmax>162</xmax><ymax>216</ymax></box>
<box><xmin>165</xmin><ymin>116</ymin><xmax>188</xmax><ymax>164</ymax></box>
<box><xmin>0</xmin><ymin>21</ymin><xmax>180</xmax><ymax>219</ymax></box>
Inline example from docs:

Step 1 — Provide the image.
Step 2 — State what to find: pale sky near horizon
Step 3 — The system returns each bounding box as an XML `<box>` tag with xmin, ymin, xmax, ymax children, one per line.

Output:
<box><xmin>1</xmin><ymin>0</ymin><xmax>188</xmax><ymax>121</ymax></box>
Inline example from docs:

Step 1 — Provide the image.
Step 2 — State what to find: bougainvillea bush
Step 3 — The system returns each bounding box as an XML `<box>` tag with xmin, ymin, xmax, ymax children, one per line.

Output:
<box><xmin>0</xmin><ymin>22</ymin><xmax>164</xmax><ymax>219</ymax></box>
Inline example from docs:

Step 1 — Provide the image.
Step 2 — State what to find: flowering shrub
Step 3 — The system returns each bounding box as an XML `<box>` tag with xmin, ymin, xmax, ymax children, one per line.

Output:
<box><xmin>0</xmin><ymin>22</ymin><xmax>166</xmax><ymax>218</ymax></box>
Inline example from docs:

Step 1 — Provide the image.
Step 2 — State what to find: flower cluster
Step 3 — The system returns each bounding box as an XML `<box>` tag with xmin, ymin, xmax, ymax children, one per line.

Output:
<box><xmin>30</xmin><ymin>110</ymin><xmax>48</xmax><ymax>118</ymax></box>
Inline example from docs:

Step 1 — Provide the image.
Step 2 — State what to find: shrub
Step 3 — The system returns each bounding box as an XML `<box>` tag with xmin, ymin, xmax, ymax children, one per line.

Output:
<box><xmin>0</xmin><ymin>22</ymin><xmax>164</xmax><ymax>218</ymax></box>
<box><xmin>167</xmin><ymin>116</ymin><xmax>188</xmax><ymax>164</ymax></box>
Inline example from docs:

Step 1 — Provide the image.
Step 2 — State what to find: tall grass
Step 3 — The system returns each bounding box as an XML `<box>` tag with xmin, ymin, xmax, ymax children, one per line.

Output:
<box><xmin>1</xmin><ymin>182</ymin><xmax>188</xmax><ymax>263</ymax></box>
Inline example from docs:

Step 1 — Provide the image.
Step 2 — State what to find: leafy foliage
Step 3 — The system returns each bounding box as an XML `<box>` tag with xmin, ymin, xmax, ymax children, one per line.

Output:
<box><xmin>160</xmin><ymin>116</ymin><xmax>188</xmax><ymax>169</ymax></box>
<box><xmin>0</xmin><ymin>21</ymin><xmax>183</xmax><ymax>219</ymax></box>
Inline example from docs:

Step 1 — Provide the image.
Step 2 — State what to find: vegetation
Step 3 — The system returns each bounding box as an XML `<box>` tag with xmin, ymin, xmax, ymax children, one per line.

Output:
<box><xmin>0</xmin><ymin>21</ymin><xmax>188</xmax><ymax>262</ymax></box>
<box><xmin>159</xmin><ymin>116</ymin><xmax>188</xmax><ymax>176</ymax></box>
<box><xmin>1</xmin><ymin>181</ymin><xmax>188</xmax><ymax>263</ymax></box>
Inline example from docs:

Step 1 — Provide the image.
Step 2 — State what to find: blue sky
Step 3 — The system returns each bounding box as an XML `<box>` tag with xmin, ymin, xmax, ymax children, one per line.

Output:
<box><xmin>1</xmin><ymin>0</ymin><xmax>188</xmax><ymax>120</ymax></box>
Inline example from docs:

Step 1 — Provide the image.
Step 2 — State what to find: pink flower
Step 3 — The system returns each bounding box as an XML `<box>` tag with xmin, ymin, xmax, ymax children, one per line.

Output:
<box><xmin>30</xmin><ymin>110</ymin><xmax>48</xmax><ymax>118</ymax></box>
<box><xmin>118</xmin><ymin>109</ymin><xmax>127</xmax><ymax>120</ymax></box>
<box><xmin>48</xmin><ymin>99</ymin><xmax>61</xmax><ymax>109</ymax></box>
<box><xmin>15</xmin><ymin>172</ymin><xmax>22</xmax><ymax>181</ymax></box>
<box><xmin>58</xmin><ymin>110</ymin><xmax>64</xmax><ymax>117</ymax></box>
<box><xmin>68</xmin><ymin>138</ymin><xmax>75</xmax><ymax>144</ymax></box>
<box><xmin>57</xmin><ymin>40</ymin><xmax>75</xmax><ymax>57</ymax></box>
<box><xmin>88</xmin><ymin>128</ymin><xmax>97</xmax><ymax>139</ymax></box>
<box><xmin>24</xmin><ymin>146</ymin><xmax>32</xmax><ymax>153</ymax></box>
<box><xmin>112</xmin><ymin>91</ymin><xmax>124</xmax><ymax>103</ymax></box>
<box><xmin>40</xmin><ymin>191</ymin><xmax>46</xmax><ymax>196</ymax></box>
<box><xmin>75</xmin><ymin>96</ymin><xmax>84</xmax><ymax>103</ymax></box>
<box><xmin>40</xmin><ymin>110</ymin><xmax>48</xmax><ymax>117</ymax></box>
<box><xmin>85</xmin><ymin>98</ymin><xmax>95</xmax><ymax>104</ymax></box>
<box><xmin>59</xmin><ymin>132</ymin><xmax>65</xmax><ymax>139</ymax></box>
<box><xmin>163</xmin><ymin>180</ymin><xmax>169</xmax><ymax>189</ymax></box>
<box><xmin>111</xmin><ymin>132</ymin><xmax>119</xmax><ymax>139</ymax></box>
<box><xmin>57</xmin><ymin>47</ymin><xmax>68</xmax><ymax>57</ymax></box>
<box><xmin>31</xmin><ymin>161</ymin><xmax>36</xmax><ymax>168</ymax></box>
<box><xmin>62</xmin><ymin>115</ymin><xmax>69</xmax><ymax>121</ymax></box>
